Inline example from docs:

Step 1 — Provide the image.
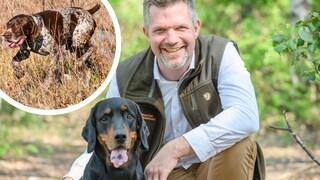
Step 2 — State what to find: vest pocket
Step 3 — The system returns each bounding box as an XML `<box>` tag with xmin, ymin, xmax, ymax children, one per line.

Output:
<box><xmin>180</xmin><ymin>81</ymin><xmax>222</xmax><ymax>128</ymax></box>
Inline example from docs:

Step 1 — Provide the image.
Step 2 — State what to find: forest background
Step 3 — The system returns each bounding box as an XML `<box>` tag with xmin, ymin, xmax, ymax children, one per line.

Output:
<box><xmin>0</xmin><ymin>0</ymin><xmax>320</xmax><ymax>179</ymax></box>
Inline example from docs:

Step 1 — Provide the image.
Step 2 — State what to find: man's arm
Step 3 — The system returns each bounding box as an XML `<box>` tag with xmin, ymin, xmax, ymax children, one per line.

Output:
<box><xmin>106</xmin><ymin>74</ymin><xmax>121</xmax><ymax>98</ymax></box>
<box><xmin>144</xmin><ymin>136</ymin><xmax>194</xmax><ymax>180</ymax></box>
<box><xmin>62</xmin><ymin>149</ymin><xmax>93</xmax><ymax>180</ymax></box>
<box><xmin>183</xmin><ymin>42</ymin><xmax>259</xmax><ymax>162</ymax></box>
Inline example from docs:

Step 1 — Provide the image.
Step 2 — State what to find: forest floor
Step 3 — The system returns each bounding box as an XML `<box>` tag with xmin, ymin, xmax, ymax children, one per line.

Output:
<box><xmin>0</xmin><ymin>145</ymin><xmax>320</xmax><ymax>180</ymax></box>
<box><xmin>0</xmin><ymin>115</ymin><xmax>319</xmax><ymax>180</ymax></box>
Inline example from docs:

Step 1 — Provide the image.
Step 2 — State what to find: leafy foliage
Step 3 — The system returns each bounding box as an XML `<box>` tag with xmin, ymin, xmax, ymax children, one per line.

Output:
<box><xmin>0</xmin><ymin>100</ymin><xmax>45</xmax><ymax>157</ymax></box>
<box><xmin>273</xmin><ymin>12</ymin><xmax>320</xmax><ymax>81</ymax></box>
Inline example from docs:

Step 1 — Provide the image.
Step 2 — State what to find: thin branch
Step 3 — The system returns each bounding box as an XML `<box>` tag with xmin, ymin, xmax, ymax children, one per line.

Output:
<box><xmin>268</xmin><ymin>125</ymin><xmax>291</xmax><ymax>131</ymax></box>
<box><xmin>269</xmin><ymin>111</ymin><xmax>320</xmax><ymax>166</ymax></box>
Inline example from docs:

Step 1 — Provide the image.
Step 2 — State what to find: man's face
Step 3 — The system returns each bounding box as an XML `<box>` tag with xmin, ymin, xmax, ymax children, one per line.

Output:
<box><xmin>143</xmin><ymin>1</ymin><xmax>200</xmax><ymax>71</ymax></box>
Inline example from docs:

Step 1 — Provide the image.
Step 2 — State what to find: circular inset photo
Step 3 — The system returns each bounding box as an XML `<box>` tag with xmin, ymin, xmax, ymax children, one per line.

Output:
<box><xmin>0</xmin><ymin>0</ymin><xmax>120</xmax><ymax>115</ymax></box>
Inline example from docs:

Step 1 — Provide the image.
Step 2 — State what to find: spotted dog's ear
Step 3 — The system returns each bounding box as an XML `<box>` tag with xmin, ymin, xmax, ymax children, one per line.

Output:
<box><xmin>81</xmin><ymin>105</ymin><xmax>97</xmax><ymax>153</ymax></box>
<box><xmin>135</xmin><ymin>103</ymin><xmax>149</xmax><ymax>151</ymax></box>
<box><xmin>21</xmin><ymin>15</ymin><xmax>40</xmax><ymax>41</ymax></box>
<box><xmin>29</xmin><ymin>18</ymin><xmax>41</xmax><ymax>41</ymax></box>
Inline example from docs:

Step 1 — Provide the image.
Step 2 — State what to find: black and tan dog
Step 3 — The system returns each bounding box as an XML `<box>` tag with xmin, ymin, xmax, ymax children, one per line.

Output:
<box><xmin>82</xmin><ymin>98</ymin><xmax>149</xmax><ymax>180</ymax></box>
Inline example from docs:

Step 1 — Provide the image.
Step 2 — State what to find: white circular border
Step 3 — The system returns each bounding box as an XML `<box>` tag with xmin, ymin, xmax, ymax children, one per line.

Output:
<box><xmin>0</xmin><ymin>0</ymin><xmax>121</xmax><ymax>116</ymax></box>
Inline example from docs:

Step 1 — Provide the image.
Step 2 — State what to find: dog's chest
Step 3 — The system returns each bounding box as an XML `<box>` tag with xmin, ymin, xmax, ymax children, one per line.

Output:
<box><xmin>84</xmin><ymin>153</ymin><xmax>139</xmax><ymax>180</ymax></box>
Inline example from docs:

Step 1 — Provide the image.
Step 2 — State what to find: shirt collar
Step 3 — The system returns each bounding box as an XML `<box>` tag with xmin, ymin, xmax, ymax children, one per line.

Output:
<box><xmin>153</xmin><ymin>51</ymin><xmax>195</xmax><ymax>82</ymax></box>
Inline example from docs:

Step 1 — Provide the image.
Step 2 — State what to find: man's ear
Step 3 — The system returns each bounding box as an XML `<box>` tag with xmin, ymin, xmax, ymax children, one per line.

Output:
<box><xmin>194</xmin><ymin>19</ymin><xmax>201</xmax><ymax>38</ymax></box>
<box><xmin>143</xmin><ymin>27</ymin><xmax>150</xmax><ymax>41</ymax></box>
<box><xmin>81</xmin><ymin>105</ymin><xmax>97</xmax><ymax>153</ymax></box>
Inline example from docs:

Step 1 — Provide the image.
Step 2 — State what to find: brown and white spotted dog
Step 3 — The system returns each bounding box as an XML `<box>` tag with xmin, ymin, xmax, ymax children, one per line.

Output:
<box><xmin>2</xmin><ymin>4</ymin><xmax>100</xmax><ymax>80</ymax></box>
<box><xmin>82</xmin><ymin>98</ymin><xmax>149</xmax><ymax>180</ymax></box>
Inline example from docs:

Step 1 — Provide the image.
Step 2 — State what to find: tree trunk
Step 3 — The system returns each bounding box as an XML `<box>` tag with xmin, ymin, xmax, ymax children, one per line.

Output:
<box><xmin>289</xmin><ymin>0</ymin><xmax>311</xmax><ymax>24</ymax></box>
<box><xmin>289</xmin><ymin>0</ymin><xmax>312</xmax><ymax>85</ymax></box>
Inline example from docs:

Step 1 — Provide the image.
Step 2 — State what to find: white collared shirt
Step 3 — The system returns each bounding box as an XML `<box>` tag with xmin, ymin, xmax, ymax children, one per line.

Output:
<box><xmin>153</xmin><ymin>50</ymin><xmax>195</xmax><ymax>146</ymax></box>
<box><xmin>64</xmin><ymin>42</ymin><xmax>259</xmax><ymax>179</ymax></box>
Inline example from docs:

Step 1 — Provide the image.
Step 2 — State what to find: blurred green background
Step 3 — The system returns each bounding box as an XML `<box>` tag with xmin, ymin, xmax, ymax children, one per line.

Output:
<box><xmin>0</xmin><ymin>0</ymin><xmax>320</xmax><ymax>167</ymax></box>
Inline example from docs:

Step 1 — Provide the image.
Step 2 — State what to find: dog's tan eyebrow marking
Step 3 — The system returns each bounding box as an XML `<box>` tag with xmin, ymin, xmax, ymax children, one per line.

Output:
<box><xmin>120</xmin><ymin>104</ymin><xmax>128</xmax><ymax>111</ymax></box>
<box><xmin>105</xmin><ymin>108</ymin><xmax>112</xmax><ymax>115</ymax></box>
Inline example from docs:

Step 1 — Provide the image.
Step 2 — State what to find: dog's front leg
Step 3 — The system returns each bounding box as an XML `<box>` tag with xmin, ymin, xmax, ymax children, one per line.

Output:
<box><xmin>12</xmin><ymin>48</ymin><xmax>30</xmax><ymax>79</ymax></box>
<box><xmin>11</xmin><ymin>61</ymin><xmax>25</xmax><ymax>79</ymax></box>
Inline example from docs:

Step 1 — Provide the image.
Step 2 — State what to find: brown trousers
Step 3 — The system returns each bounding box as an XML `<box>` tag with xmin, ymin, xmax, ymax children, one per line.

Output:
<box><xmin>168</xmin><ymin>136</ymin><xmax>257</xmax><ymax>180</ymax></box>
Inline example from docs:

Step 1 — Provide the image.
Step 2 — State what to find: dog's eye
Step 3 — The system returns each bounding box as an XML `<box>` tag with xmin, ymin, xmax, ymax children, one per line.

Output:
<box><xmin>127</xmin><ymin>114</ymin><xmax>134</xmax><ymax>120</ymax></box>
<box><xmin>100</xmin><ymin>117</ymin><xmax>109</xmax><ymax>121</ymax></box>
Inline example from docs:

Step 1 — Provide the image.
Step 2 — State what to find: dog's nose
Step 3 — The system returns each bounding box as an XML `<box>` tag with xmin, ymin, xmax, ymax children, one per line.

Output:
<box><xmin>115</xmin><ymin>133</ymin><xmax>127</xmax><ymax>143</ymax></box>
<box><xmin>2</xmin><ymin>31</ymin><xmax>12</xmax><ymax>39</ymax></box>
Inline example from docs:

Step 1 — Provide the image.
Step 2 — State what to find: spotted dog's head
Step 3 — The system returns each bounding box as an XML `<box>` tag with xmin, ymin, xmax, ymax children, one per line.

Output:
<box><xmin>2</xmin><ymin>14</ymin><xmax>41</xmax><ymax>48</ymax></box>
<box><xmin>82</xmin><ymin>97</ymin><xmax>149</xmax><ymax>169</ymax></box>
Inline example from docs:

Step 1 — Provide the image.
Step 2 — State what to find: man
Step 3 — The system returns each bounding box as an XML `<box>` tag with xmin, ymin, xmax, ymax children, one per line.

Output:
<box><xmin>64</xmin><ymin>0</ymin><xmax>260</xmax><ymax>179</ymax></box>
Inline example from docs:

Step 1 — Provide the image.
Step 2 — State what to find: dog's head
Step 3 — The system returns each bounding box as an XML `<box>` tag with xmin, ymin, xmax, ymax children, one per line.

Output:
<box><xmin>82</xmin><ymin>97</ymin><xmax>149</xmax><ymax>169</ymax></box>
<box><xmin>2</xmin><ymin>14</ymin><xmax>40</xmax><ymax>48</ymax></box>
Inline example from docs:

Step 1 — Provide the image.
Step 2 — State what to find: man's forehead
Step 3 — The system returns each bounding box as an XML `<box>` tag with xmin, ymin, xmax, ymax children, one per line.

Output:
<box><xmin>149</xmin><ymin>1</ymin><xmax>188</xmax><ymax>14</ymax></box>
<box><xmin>148</xmin><ymin>2</ymin><xmax>190</xmax><ymax>24</ymax></box>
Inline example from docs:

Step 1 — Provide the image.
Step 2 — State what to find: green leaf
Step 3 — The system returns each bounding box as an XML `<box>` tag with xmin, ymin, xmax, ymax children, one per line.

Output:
<box><xmin>308</xmin><ymin>40</ymin><xmax>318</xmax><ymax>54</ymax></box>
<box><xmin>295</xmin><ymin>20</ymin><xmax>305</xmax><ymax>27</ymax></box>
<box><xmin>310</xmin><ymin>12</ymin><xmax>319</xmax><ymax>18</ymax></box>
<box><xmin>286</xmin><ymin>39</ymin><xmax>297</xmax><ymax>51</ymax></box>
<box><xmin>313</xmin><ymin>58</ymin><xmax>320</xmax><ymax>64</ymax></box>
<box><xmin>274</xmin><ymin>43</ymin><xmax>287</xmax><ymax>54</ymax></box>
<box><xmin>312</xmin><ymin>58</ymin><xmax>320</xmax><ymax>66</ymax></box>
<box><xmin>297</xmin><ymin>38</ymin><xmax>305</xmax><ymax>46</ymax></box>
<box><xmin>26</xmin><ymin>144</ymin><xmax>40</xmax><ymax>154</ymax></box>
<box><xmin>272</xmin><ymin>34</ymin><xmax>286</xmax><ymax>43</ymax></box>
<box><xmin>308</xmin><ymin>73</ymin><xmax>316</xmax><ymax>81</ymax></box>
<box><xmin>292</xmin><ymin>48</ymin><xmax>309</xmax><ymax>63</ymax></box>
<box><xmin>298</xmin><ymin>27</ymin><xmax>313</xmax><ymax>43</ymax></box>
<box><xmin>313</xmin><ymin>58</ymin><xmax>320</xmax><ymax>72</ymax></box>
<box><xmin>306</xmin><ymin>22</ymin><xmax>316</xmax><ymax>32</ymax></box>
<box><xmin>302</xmin><ymin>69</ymin><xmax>317</xmax><ymax>81</ymax></box>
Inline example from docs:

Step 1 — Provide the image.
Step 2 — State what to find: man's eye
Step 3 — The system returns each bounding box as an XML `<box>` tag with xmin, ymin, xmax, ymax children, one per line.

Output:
<box><xmin>154</xmin><ymin>29</ymin><xmax>164</xmax><ymax>33</ymax></box>
<box><xmin>177</xmin><ymin>26</ymin><xmax>187</xmax><ymax>31</ymax></box>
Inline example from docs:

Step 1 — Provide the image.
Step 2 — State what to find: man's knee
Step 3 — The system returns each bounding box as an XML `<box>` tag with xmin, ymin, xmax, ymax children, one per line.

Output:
<box><xmin>197</xmin><ymin>136</ymin><xmax>257</xmax><ymax>180</ymax></box>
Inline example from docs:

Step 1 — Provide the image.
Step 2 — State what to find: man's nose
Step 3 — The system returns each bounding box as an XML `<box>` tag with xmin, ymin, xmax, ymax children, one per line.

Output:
<box><xmin>165</xmin><ymin>28</ymin><xmax>179</xmax><ymax>45</ymax></box>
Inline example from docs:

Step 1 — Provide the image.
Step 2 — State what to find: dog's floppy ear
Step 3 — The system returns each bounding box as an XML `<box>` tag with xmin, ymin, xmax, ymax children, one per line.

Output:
<box><xmin>23</xmin><ymin>15</ymin><xmax>40</xmax><ymax>41</ymax></box>
<box><xmin>30</xmin><ymin>21</ymin><xmax>41</xmax><ymax>41</ymax></box>
<box><xmin>135</xmin><ymin>104</ymin><xmax>149</xmax><ymax>151</ymax></box>
<box><xmin>81</xmin><ymin>105</ymin><xmax>97</xmax><ymax>153</ymax></box>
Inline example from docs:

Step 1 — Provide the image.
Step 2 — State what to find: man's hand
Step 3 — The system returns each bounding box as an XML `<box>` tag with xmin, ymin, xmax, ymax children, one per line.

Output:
<box><xmin>144</xmin><ymin>136</ymin><xmax>194</xmax><ymax>180</ymax></box>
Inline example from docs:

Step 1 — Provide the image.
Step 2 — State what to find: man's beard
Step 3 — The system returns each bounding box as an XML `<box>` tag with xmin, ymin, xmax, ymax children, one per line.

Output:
<box><xmin>159</xmin><ymin>48</ymin><xmax>190</xmax><ymax>70</ymax></box>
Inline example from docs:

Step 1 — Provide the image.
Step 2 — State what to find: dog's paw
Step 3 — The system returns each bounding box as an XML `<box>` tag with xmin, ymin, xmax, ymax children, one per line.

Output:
<box><xmin>12</xmin><ymin>61</ymin><xmax>25</xmax><ymax>79</ymax></box>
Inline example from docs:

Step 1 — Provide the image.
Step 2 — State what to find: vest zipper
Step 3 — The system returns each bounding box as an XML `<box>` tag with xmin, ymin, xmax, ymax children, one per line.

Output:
<box><xmin>178</xmin><ymin>65</ymin><xmax>202</xmax><ymax>128</ymax></box>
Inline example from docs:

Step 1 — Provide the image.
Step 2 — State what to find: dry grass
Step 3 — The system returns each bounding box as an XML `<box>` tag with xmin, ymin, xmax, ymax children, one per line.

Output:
<box><xmin>0</xmin><ymin>0</ymin><xmax>116</xmax><ymax>110</ymax></box>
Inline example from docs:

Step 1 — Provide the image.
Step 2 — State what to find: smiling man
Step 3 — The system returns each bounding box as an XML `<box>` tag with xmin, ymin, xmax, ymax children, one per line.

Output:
<box><xmin>143</xmin><ymin>0</ymin><xmax>200</xmax><ymax>81</ymax></box>
<box><xmin>63</xmin><ymin>1</ymin><xmax>263</xmax><ymax>180</ymax></box>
